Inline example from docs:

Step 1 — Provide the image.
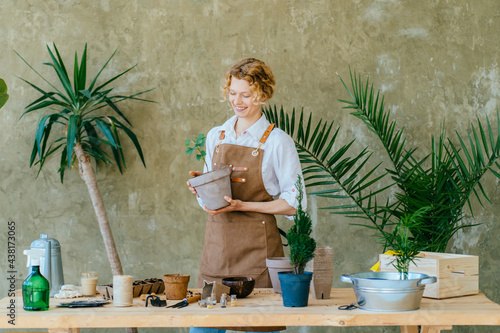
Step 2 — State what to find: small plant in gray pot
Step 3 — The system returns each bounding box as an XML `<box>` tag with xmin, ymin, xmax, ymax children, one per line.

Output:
<box><xmin>186</xmin><ymin>133</ymin><xmax>232</xmax><ymax>210</ymax></box>
<box><xmin>278</xmin><ymin>176</ymin><xmax>316</xmax><ymax>307</ymax></box>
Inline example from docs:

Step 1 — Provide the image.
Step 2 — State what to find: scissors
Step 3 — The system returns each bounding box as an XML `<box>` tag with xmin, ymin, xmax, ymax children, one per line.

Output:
<box><xmin>338</xmin><ymin>302</ymin><xmax>358</xmax><ymax>310</ymax></box>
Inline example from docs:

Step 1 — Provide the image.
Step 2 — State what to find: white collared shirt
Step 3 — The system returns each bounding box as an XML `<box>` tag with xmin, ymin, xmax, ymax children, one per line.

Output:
<box><xmin>197</xmin><ymin>114</ymin><xmax>306</xmax><ymax>217</ymax></box>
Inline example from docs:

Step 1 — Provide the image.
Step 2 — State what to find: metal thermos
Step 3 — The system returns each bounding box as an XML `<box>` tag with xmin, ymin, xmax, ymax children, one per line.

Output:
<box><xmin>24</xmin><ymin>234</ymin><xmax>64</xmax><ymax>297</ymax></box>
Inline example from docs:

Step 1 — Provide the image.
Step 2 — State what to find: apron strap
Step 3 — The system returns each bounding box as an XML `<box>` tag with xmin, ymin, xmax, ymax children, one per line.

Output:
<box><xmin>278</xmin><ymin>227</ymin><xmax>288</xmax><ymax>247</ymax></box>
<box><xmin>252</xmin><ymin>124</ymin><xmax>276</xmax><ymax>157</ymax></box>
<box><xmin>216</xmin><ymin>131</ymin><xmax>225</xmax><ymax>154</ymax></box>
<box><xmin>259</xmin><ymin>123</ymin><xmax>275</xmax><ymax>144</ymax></box>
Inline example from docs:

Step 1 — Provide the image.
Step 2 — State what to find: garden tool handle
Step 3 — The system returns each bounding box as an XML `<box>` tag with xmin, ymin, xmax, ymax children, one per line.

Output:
<box><xmin>186</xmin><ymin>294</ymin><xmax>201</xmax><ymax>303</ymax></box>
<box><xmin>140</xmin><ymin>293</ymin><xmax>157</xmax><ymax>301</ymax></box>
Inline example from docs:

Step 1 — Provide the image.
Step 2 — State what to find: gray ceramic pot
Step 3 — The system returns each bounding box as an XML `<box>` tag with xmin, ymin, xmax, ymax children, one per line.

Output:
<box><xmin>189</xmin><ymin>166</ymin><xmax>232</xmax><ymax>210</ymax></box>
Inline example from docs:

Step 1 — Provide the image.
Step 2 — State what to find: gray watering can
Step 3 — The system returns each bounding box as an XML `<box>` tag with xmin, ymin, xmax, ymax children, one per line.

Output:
<box><xmin>24</xmin><ymin>234</ymin><xmax>64</xmax><ymax>297</ymax></box>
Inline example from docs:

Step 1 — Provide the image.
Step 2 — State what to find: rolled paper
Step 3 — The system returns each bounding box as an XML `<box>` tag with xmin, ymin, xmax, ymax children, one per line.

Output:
<box><xmin>113</xmin><ymin>275</ymin><xmax>133</xmax><ymax>307</ymax></box>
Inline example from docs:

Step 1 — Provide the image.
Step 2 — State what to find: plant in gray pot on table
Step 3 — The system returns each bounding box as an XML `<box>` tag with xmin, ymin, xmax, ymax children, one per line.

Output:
<box><xmin>186</xmin><ymin>133</ymin><xmax>232</xmax><ymax>210</ymax></box>
<box><xmin>278</xmin><ymin>175</ymin><xmax>316</xmax><ymax>307</ymax></box>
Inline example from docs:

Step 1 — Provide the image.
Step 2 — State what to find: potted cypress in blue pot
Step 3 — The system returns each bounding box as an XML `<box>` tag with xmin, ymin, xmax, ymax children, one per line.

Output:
<box><xmin>278</xmin><ymin>176</ymin><xmax>316</xmax><ymax>307</ymax></box>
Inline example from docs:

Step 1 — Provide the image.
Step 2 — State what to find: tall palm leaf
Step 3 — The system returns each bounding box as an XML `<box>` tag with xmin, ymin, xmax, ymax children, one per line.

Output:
<box><xmin>265</xmin><ymin>69</ymin><xmax>500</xmax><ymax>255</ymax></box>
<box><xmin>263</xmin><ymin>105</ymin><xmax>394</xmax><ymax>240</ymax></box>
<box><xmin>338</xmin><ymin>70</ymin><xmax>500</xmax><ymax>252</ymax></box>
<box><xmin>17</xmin><ymin>43</ymin><xmax>154</xmax><ymax>278</ymax></box>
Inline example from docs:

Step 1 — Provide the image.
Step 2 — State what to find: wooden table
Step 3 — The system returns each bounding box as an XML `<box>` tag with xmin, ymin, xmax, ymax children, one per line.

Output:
<box><xmin>2</xmin><ymin>288</ymin><xmax>500</xmax><ymax>333</ymax></box>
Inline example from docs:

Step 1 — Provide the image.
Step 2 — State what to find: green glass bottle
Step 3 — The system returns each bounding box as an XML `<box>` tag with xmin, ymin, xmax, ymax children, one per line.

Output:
<box><xmin>22</xmin><ymin>259</ymin><xmax>50</xmax><ymax>311</ymax></box>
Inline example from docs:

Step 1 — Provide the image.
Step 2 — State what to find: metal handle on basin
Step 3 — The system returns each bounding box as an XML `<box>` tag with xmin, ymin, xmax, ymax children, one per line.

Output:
<box><xmin>418</xmin><ymin>276</ymin><xmax>437</xmax><ymax>285</ymax></box>
<box><xmin>340</xmin><ymin>274</ymin><xmax>353</xmax><ymax>284</ymax></box>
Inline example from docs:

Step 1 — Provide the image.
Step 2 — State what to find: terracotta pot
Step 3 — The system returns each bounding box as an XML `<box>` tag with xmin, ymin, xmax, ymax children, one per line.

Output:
<box><xmin>306</xmin><ymin>246</ymin><xmax>334</xmax><ymax>299</ymax></box>
<box><xmin>266</xmin><ymin>257</ymin><xmax>293</xmax><ymax>293</ymax></box>
<box><xmin>188</xmin><ymin>166</ymin><xmax>232</xmax><ymax>210</ymax></box>
<box><xmin>162</xmin><ymin>274</ymin><xmax>190</xmax><ymax>300</ymax></box>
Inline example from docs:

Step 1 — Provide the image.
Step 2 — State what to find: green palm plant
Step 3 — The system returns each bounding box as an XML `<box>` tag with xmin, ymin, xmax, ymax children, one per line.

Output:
<box><xmin>0</xmin><ymin>78</ymin><xmax>8</xmax><ymax>109</ymax></box>
<box><xmin>264</xmin><ymin>69</ymin><xmax>500</xmax><ymax>262</ymax></box>
<box><xmin>17</xmin><ymin>43</ymin><xmax>154</xmax><ymax>276</ymax></box>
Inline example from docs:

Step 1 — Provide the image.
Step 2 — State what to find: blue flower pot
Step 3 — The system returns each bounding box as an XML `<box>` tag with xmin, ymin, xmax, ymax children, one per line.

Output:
<box><xmin>278</xmin><ymin>271</ymin><xmax>313</xmax><ymax>307</ymax></box>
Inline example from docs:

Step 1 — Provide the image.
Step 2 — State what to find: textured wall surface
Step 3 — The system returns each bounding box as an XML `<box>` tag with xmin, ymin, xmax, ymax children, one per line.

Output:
<box><xmin>1</xmin><ymin>0</ymin><xmax>499</xmax><ymax>332</ymax></box>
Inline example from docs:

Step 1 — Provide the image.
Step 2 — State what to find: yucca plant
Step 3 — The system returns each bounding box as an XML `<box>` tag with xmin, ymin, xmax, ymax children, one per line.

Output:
<box><xmin>0</xmin><ymin>78</ymin><xmax>8</xmax><ymax>109</ymax></box>
<box><xmin>17</xmin><ymin>43</ymin><xmax>154</xmax><ymax>277</ymax></box>
<box><xmin>264</xmin><ymin>69</ymin><xmax>500</xmax><ymax>263</ymax></box>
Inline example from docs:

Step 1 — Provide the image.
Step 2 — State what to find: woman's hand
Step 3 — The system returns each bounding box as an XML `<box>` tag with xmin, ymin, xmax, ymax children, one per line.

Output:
<box><xmin>187</xmin><ymin>171</ymin><xmax>203</xmax><ymax>195</ymax></box>
<box><xmin>204</xmin><ymin>196</ymin><xmax>243</xmax><ymax>215</ymax></box>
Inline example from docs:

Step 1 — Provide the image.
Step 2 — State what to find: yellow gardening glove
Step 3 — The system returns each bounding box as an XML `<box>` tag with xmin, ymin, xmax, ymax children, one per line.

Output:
<box><xmin>370</xmin><ymin>250</ymin><xmax>400</xmax><ymax>272</ymax></box>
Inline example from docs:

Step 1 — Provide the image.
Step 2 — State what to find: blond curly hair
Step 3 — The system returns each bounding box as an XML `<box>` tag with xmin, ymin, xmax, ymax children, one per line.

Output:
<box><xmin>222</xmin><ymin>58</ymin><xmax>275</xmax><ymax>104</ymax></box>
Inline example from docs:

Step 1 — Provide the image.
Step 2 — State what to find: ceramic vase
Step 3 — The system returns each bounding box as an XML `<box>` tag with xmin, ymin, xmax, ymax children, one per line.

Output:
<box><xmin>188</xmin><ymin>165</ymin><xmax>232</xmax><ymax>210</ymax></box>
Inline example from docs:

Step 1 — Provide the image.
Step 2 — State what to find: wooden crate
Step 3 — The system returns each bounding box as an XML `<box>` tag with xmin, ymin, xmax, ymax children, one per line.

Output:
<box><xmin>379</xmin><ymin>251</ymin><xmax>479</xmax><ymax>299</ymax></box>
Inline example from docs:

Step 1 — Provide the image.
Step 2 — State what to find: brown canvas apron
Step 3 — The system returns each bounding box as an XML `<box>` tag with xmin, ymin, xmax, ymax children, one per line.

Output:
<box><xmin>197</xmin><ymin>124</ymin><xmax>286</xmax><ymax>331</ymax></box>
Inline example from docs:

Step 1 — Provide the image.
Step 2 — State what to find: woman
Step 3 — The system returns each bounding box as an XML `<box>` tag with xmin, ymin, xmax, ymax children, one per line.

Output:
<box><xmin>187</xmin><ymin>58</ymin><xmax>305</xmax><ymax>290</ymax></box>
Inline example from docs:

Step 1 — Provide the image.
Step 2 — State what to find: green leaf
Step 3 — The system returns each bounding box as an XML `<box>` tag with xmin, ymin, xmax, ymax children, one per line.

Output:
<box><xmin>108</xmin><ymin>116</ymin><xmax>146</xmax><ymax>167</ymax></box>
<box><xmin>95</xmin><ymin>119</ymin><xmax>118</xmax><ymax>148</ymax></box>
<box><xmin>47</xmin><ymin>44</ymin><xmax>76</xmax><ymax>104</ymax></box>
<box><xmin>0</xmin><ymin>94</ymin><xmax>8</xmax><ymax>109</ymax></box>
<box><xmin>0</xmin><ymin>78</ymin><xmax>7</xmax><ymax>95</ymax></box>
<box><xmin>105</xmin><ymin>99</ymin><xmax>132</xmax><ymax>126</ymax></box>
<box><xmin>66</xmin><ymin>114</ymin><xmax>79</xmax><ymax>168</ymax></box>
<box><xmin>0</xmin><ymin>78</ymin><xmax>8</xmax><ymax>109</ymax></box>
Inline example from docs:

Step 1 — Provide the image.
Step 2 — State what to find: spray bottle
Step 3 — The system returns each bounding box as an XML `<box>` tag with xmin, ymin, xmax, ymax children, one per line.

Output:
<box><xmin>22</xmin><ymin>250</ymin><xmax>50</xmax><ymax>311</ymax></box>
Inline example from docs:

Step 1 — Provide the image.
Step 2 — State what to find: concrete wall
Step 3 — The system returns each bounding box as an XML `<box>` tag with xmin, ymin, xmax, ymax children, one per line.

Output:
<box><xmin>1</xmin><ymin>1</ymin><xmax>499</xmax><ymax>332</ymax></box>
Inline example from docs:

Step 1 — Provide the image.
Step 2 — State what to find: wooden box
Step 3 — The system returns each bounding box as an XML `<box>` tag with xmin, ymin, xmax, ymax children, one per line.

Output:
<box><xmin>379</xmin><ymin>251</ymin><xmax>479</xmax><ymax>299</ymax></box>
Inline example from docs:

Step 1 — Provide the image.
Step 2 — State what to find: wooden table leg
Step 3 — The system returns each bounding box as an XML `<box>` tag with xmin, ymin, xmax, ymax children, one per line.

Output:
<box><xmin>401</xmin><ymin>326</ymin><xmax>453</xmax><ymax>333</ymax></box>
<box><xmin>48</xmin><ymin>328</ymin><xmax>81</xmax><ymax>333</ymax></box>
<box><xmin>421</xmin><ymin>326</ymin><xmax>453</xmax><ymax>333</ymax></box>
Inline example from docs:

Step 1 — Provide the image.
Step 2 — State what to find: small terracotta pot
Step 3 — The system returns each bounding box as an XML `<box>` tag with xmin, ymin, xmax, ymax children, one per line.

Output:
<box><xmin>162</xmin><ymin>274</ymin><xmax>190</xmax><ymax>300</ymax></box>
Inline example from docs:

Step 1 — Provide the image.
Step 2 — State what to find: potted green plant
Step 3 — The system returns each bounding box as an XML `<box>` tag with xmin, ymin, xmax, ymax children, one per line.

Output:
<box><xmin>264</xmin><ymin>69</ymin><xmax>500</xmax><ymax>307</ymax></box>
<box><xmin>17</xmin><ymin>43</ymin><xmax>154</xmax><ymax>280</ymax></box>
<box><xmin>185</xmin><ymin>133</ymin><xmax>232</xmax><ymax>210</ymax></box>
<box><xmin>264</xmin><ymin>69</ymin><xmax>500</xmax><ymax>257</ymax></box>
<box><xmin>278</xmin><ymin>176</ymin><xmax>316</xmax><ymax>307</ymax></box>
<box><xmin>0</xmin><ymin>78</ymin><xmax>8</xmax><ymax>109</ymax></box>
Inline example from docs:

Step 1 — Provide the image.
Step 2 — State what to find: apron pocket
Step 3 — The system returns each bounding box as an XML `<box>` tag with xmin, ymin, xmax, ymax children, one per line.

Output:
<box><xmin>201</xmin><ymin>220</ymin><xmax>268</xmax><ymax>277</ymax></box>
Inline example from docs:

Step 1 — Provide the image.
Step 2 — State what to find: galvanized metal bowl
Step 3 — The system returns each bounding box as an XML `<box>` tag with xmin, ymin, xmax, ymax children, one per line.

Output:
<box><xmin>341</xmin><ymin>272</ymin><xmax>437</xmax><ymax>311</ymax></box>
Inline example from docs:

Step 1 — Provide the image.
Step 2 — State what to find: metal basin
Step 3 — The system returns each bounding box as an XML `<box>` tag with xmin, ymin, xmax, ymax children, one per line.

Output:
<box><xmin>341</xmin><ymin>272</ymin><xmax>437</xmax><ymax>311</ymax></box>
